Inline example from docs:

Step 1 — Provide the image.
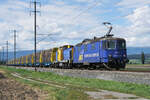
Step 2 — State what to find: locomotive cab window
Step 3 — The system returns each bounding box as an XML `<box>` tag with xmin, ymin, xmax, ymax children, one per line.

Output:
<box><xmin>118</xmin><ymin>40</ymin><xmax>126</xmax><ymax>49</ymax></box>
<box><xmin>107</xmin><ymin>40</ymin><xmax>115</xmax><ymax>49</ymax></box>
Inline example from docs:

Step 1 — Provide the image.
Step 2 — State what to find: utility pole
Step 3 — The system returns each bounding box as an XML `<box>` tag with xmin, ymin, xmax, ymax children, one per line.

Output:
<box><xmin>0</xmin><ymin>49</ymin><xmax>1</xmax><ymax>64</ymax></box>
<box><xmin>2</xmin><ymin>47</ymin><xmax>4</xmax><ymax>65</ymax></box>
<box><xmin>6</xmin><ymin>41</ymin><xmax>8</xmax><ymax>66</ymax></box>
<box><xmin>30</xmin><ymin>0</ymin><xmax>41</xmax><ymax>71</ymax></box>
<box><xmin>14</xmin><ymin>30</ymin><xmax>17</xmax><ymax>65</ymax></box>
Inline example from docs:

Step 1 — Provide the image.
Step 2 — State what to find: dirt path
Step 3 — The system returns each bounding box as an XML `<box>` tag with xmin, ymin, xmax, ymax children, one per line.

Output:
<box><xmin>0</xmin><ymin>72</ymin><xmax>48</xmax><ymax>100</ymax></box>
<box><xmin>86</xmin><ymin>91</ymin><xmax>148</xmax><ymax>100</ymax></box>
<box><xmin>11</xmin><ymin>73</ymin><xmax>65</xmax><ymax>89</ymax></box>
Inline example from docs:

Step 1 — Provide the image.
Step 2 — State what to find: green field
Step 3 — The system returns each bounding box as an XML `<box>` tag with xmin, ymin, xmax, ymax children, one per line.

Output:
<box><xmin>1</xmin><ymin>66</ymin><xmax>150</xmax><ymax>99</ymax></box>
<box><xmin>124</xmin><ymin>67</ymin><xmax>150</xmax><ymax>72</ymax></box>
<box><xmin>128</xmin><ymin>59</ymin><xmax>150</xmax><ymax>64</ymax></box>
<box><xmin>126</xmin><ymin>63</ymin><xmax>150</xmax><ymax>71</ymax></box>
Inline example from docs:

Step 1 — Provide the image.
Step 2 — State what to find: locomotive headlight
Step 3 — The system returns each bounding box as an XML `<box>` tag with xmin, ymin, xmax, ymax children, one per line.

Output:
<box><xmin>123</xmin><ymin>54</ymin><xmax>126</xmax><ymax>57</ymax></box>
<box><xmin>108</xmin><ymin>55</ymin><xmax>113</xmax><ymax>62</ymax></box>
<box><xmin>108</xmin><ymin>55</ymin><xmax>112</xmax><ymax>58</ymax></box>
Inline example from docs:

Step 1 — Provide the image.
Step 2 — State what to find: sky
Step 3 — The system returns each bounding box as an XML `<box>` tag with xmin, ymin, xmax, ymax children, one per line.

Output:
<box><xmin>0</xmin><ymin>0</ymin><xmax>150</xmax><ymax>51</ymax></box>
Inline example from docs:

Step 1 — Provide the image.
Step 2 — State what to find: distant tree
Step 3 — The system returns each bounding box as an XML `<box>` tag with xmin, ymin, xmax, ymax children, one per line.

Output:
<box><xmin>141</xmin><ymin>52</ymin><xmax>145</xmax><ymax>64</ymax></box>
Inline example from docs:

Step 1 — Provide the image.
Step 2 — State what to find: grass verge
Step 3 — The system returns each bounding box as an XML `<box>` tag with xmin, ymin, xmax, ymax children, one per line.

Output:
<box><xmin>127</xmin><ymin>64</ymin><xmax>150</xmax><ymax>67</ymax></box>
<box><xmin>1</xmin><ymin>66</ymin><xmax>150</xmax><ymax>99</ymax></box>
<box><xmin>124</xmin><ymin>67</ymin><xmax>150</xmax><ymax>71</ymax></box>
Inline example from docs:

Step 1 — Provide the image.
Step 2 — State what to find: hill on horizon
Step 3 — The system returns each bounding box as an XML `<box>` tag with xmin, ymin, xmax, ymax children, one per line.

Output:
<box><xmin>127</xmin><ymin>47</ymin><xmax>150</xmax><ymax>55</ymax></box>
<box><xmin>1</xmin><ymin>47</ymin><xmax>150</xmax><ymax>60</ymax></box>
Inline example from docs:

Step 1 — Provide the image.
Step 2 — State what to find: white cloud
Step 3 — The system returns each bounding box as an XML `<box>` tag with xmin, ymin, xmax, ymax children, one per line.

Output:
<box><xmin>76</xmin><ymin>0</ymin><xmax>94</xmax><ymax>3</ymax></box>
<box><xmin>75</xmin><ymin>0</ymin><xmax>101</xmax><ymax>5</ymax></box>
<box><xmin>126</xmin><ymin>6</ymin><xmax>150</xmax><ymax>36</ymax></box>
<box><xmin>117</xmin><ymin>0</ymin><xmax>150</xmax><ymax>9</ymax></box>
<box><xmin>115</xmin><ymin>5</ymin><xmax>150</xmax><ymax>47</ymax></box>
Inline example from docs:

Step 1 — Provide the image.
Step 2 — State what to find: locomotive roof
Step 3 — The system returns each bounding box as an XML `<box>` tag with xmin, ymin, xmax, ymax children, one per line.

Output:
<box><xmin>76</xmin><ymin>36</ymin><xmax>125</xmax><ymax>46</ymax></box>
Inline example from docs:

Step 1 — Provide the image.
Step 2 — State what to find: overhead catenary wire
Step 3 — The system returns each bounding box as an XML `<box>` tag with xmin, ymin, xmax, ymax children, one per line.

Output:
<box><xmin>71</xmin><ymin>0</ymin><xmax>100</xmax><ymax>22</ymax></box>
<box><xmin>36</xmin><ymin>33</ymin><xmax>56</xmax><ymax>45</ymax></box>
<box><xmin>68</xmin><ymin>1</ymin><xmax>129</xmax><ymax>38</ymax></box>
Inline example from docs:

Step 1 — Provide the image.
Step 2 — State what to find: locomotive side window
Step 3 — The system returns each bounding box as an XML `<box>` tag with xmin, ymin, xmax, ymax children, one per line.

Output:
<box><xmin>84</xmin><ymin>45</ymin><xmax>88</xmax><ymax>51</ymax></box>
<box><xmin>100</xmin><ymin>41</ymin><xmax>101</xmax><ymax>48</ymax></box>
<box><xmin>78</xmin><ymin>46</ymin><xmax>81</xmax><ymax>52</ymax></box>
<box><xmin>91</xmin><ymin>43</ymin><xmax>96</xmax><ymax>50</ymax></box>
<box><xmin>102</xmin><ymin>41</ymin><xmax>106</xmax><ymax>49</ymax></box>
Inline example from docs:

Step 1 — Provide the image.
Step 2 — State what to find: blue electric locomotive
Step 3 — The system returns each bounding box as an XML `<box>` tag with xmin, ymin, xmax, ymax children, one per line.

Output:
<box><xmin>73</xmin><ymin>22</ymin><xmax>128</xmax><ymax>69</ymax></box>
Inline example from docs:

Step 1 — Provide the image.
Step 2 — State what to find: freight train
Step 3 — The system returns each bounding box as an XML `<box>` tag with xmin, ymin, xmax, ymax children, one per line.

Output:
<box><xmin>8</xmin><ymin>22</ymin><xmax>129</xmax><ymax>70</ymax></box>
